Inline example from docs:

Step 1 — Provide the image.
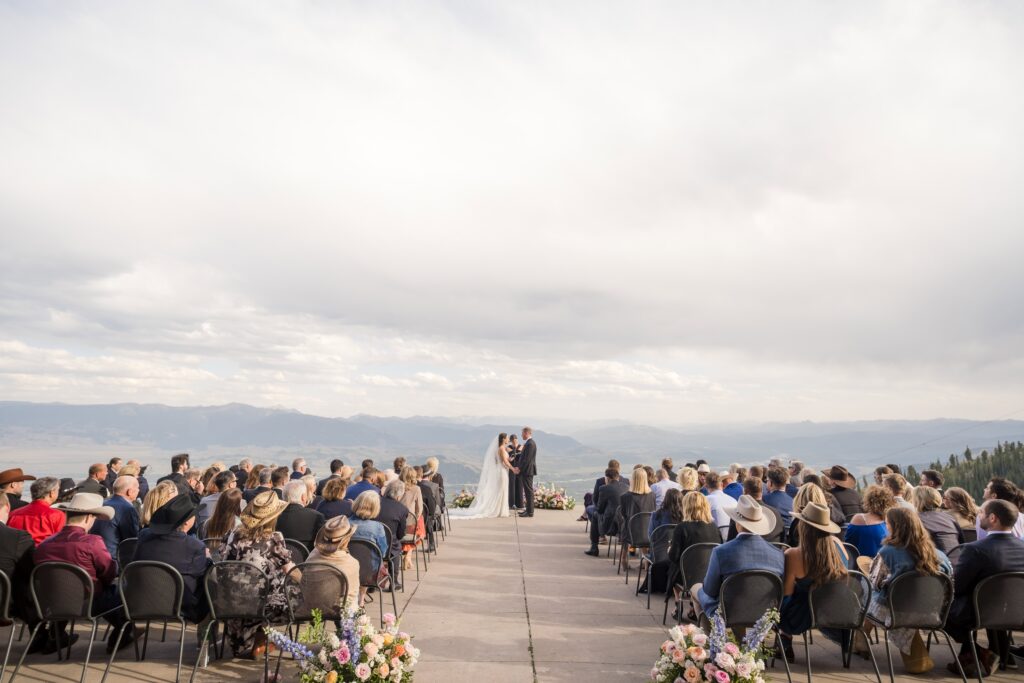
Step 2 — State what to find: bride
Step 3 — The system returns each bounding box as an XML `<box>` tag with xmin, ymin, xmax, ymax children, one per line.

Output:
<box><xmin>449</xmin><ymin>432</ymin><xmax>518</xmax><ymax>519</ymax></box>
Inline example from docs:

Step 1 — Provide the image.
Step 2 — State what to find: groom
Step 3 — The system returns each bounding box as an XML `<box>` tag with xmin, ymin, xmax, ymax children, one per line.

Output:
<box><xmin>517</xmin><ymin>427</ymin><xmax>537</xmax><ymax>518</ymax></box>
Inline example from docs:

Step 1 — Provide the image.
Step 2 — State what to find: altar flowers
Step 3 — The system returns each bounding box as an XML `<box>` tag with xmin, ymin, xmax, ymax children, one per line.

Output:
<box><xmin>650</xmin><ymin>609</ymin><xmax>779</xmax><ymax>683</ymax></box>
<box><xmin>533</xmin><ymin>483</ymin><xmax>576</xmax><ymax>510</ymax></box>
<box><xmin>267</xmin><ymin>608</ymin><xmax>419</xmax><ymax>682</ymax></box>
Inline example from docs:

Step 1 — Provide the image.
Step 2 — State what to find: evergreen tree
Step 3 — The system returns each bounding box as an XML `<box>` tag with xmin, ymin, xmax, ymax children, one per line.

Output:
<box><xmin>925</xmin><ymin>441</ymin><xmax>1024</xmax><ymax>501</ymax></box>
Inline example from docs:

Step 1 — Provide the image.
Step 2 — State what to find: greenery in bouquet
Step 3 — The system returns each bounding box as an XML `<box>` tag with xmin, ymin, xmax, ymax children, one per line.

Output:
<box><xmin>267</xmin><ymin>607</ymin><xmax>419</xmax><ymax>683</ymax></box>
<box><xmin>532</xmin><ymin>483</ymin><xmax>576</xmax><ymax>510</ymax></box>
<box><xmin>650</xmin><ymin>608</ymin><xmax>779</xmax><ymax>683</ymax></box>
<box><xmin>451</xmin><ymin>489</ymin><xmax>475</xmax><ymax>508</ymax></box>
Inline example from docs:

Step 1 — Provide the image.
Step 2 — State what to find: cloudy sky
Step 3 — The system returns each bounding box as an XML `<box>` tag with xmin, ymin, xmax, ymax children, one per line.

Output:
<box><xmin>1</xmin><ymin>1</ymin><xmax>1022</xmax><ymax>424</ymax></box>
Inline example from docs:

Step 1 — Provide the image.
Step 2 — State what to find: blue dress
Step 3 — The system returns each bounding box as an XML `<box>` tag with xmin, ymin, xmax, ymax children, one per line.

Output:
<box><xmin>845</xmin><ymin>522</ymin><xmax>887</xmax><ymax>558</ymax></box>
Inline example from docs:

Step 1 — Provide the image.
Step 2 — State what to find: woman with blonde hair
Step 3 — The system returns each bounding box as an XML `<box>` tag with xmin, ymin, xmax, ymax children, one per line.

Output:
<box><xmin>845</xmin><ymin>485</ymin><xmax>896</xmax><ymax>558</ymax></box>
<box><xmin>398</xmin><ymin>465</ymin><xmax>425</xmax><ymax>571</ymax></box>
<box><xmin>787</xmin><ymin>482</ymin><xmax>827</xmax><ymax>546</ymax></box>
<box><xmin>424</xmin><ymin>456</ymin><xmax>445</xmax><ymax>501</ymax></box>
<box><xmin>912</xmin><ymin>486</ymin><xmax>962</xmax><ymax>554</ymax></box>
<box><xmin>942</xmin><ymin>487</ymin><xmax>978</xmax><ymax>529</ymax></box>
<box><xmin>615</xmin><ymin>467</ymin><xmax>656</xmax><ymax>571</ymax></box>
<box><xmin>140</xmin><ymin>480</ymin><xmax>179</xmax><ymax>527</ymax></box>
<box><xmin>677</xmin><ymin>467</ymin><xmax>699</xmax><ymax>493</ymax></box>
<box><xmin>666</xmin><ymin>492</ymin><xmax>721</xmax><ymax>621</ymax></box>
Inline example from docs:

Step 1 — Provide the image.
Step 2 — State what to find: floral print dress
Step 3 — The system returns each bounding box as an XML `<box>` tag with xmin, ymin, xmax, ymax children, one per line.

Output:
<box><xmin>222</xmin><ymin>529</ymin><xmax>293</xmax><ymax>655</ymax></box>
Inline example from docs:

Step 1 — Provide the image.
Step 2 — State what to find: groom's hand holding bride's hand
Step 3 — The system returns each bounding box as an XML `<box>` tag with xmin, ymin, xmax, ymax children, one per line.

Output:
<box><xmin>512</xmin><ymin>467</ymin><xmax>520</xmax><ymax>474</ymax></box>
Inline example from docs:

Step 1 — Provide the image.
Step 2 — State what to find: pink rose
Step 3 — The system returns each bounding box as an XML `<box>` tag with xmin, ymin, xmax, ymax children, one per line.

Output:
<box><xmin>364</xmin><ymin>642</ymin><xmax>379</xmax><ymax>659</ymax></box>
<box><xmin>383</xmin><ymin>613</ymin><xmax>397</xmax><ymax>626</ymax></box>
<box><xmin>683</xmin><ymin>666</ymin><xmax>701</xmax><ymax>683</ymax></box>
<box><xmin>714</xmin><ymin>670</ymin><xmax>731</xmax><ymax>683</ymax></box>
<box><xmin>650</xmin><ymin>667</ymin><xmax>660</xmax><ymax>680</ymax></box>
<box><xmin>724</xmin><ymin>642</ymin><xmax>739</xmax><ymax>656</ymax></box>
<box><xmin>662</xmin><ymin>640</ymin><xmax>675</xmax><ymax>654</ymax></box>
<box><xmin>333</xmin><ymin>644</ymin><xmax>351</xmax><ymax>664</ymax></box>
<box><xmin>377</xmin><ymin>664</ymin><xmax>390</xmax><ymax>678</ymax></box>
<box><xmin>692</xmin><ymin>633</ymin><xmax>708</xmax><ymax>646</ymax></box>
<box><xmin>671</xmin><ymin>648</ymin><xmax>686</xmax><ymax>663</ymax></box>
<box><xmin>354</xmin><ymin>663</ymin><xmax>371</xmax><ymax>681</ymax></box>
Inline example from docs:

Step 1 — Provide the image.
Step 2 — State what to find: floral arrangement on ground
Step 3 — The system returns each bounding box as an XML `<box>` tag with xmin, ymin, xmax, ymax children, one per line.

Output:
<box><xmin>650</xmin><ymin>608</ymin><xmax>779</xmax><ymax>683</ymax></box>
<box><xmin>533</xmin><ymin>483</ymin><xmax>576</xmax><ymax>510</ymax></box>
<box><xmin>451</xmin><ymin>489</ymin><xmax>475</xmax><ymax>508</ymax></box>
<box><xmin>267</xmin><ymin>607</ymin><xmax>419</xmax><ymax>682</ymax></box>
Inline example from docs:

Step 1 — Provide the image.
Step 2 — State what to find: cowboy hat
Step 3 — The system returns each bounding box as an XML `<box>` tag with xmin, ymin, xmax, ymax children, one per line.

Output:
<box><xmin>314</xmin><ymin>516</ymin><xmax>357</xmax><ymax>555</ymax></box>
<box><xmin>53</xmin><ymin>492</ymin><xmax>114</xmax><ymax>520</ymax></box>
<box><xmin>148</xmin><ymin>493</ymin><xmax>199</xmax><ymax>535</ymax></box>
<box><xmin>696</xmin><ymin>464</ymin><xmax>711</xmax><ymax>473</ymax></box>
<box><xmin>725</xmin><ymin>494</ymin><xmax>776</xmax><ymax>536</ymax></box>
<box><xmin>792</xmin><ymin>501</ymin><xmax>841</xmax><ymax>534</ymax></box>
<box><xmin>240</xmin><ymin>489</ymin><xmax>288</xmax><ymax>529</ymax></box>
<box><xmin>824</xmin><ymin>465</ymin><xmax>857</xmax><ymax>489</ymax></box>
<box><xmin>0</xmin><ymin>468</ymin><xmax>36</xmax><ymax>487</ymax></box>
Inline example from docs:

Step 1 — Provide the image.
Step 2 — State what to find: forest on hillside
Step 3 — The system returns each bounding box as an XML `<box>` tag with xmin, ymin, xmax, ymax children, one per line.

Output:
<box><xmin>912</xmin><ymin>441</ymin><xmax>1024</xmax><ymax>501</ymax></box>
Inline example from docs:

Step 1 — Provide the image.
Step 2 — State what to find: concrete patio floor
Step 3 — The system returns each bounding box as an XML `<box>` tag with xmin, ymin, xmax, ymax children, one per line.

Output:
<box><xmin>2</xmin><ymin>510</ymin><xmax>1018</xmax><ymax>682</ymax></box>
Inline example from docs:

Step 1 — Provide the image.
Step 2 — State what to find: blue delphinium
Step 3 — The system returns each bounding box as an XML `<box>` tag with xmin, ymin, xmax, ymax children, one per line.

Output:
<box><xmin>267</xmin><ymin>629</ymin><xmax>315</xmax><ymax>662</ymax></box>
<box><xmin>708</xmin><ymin>612</ymin><xmax>730</xmax><ymax>659</ymax></box>
<box><xmin>742</xmin><ymin>607</ymin><xmax>780</xmax><ymax>652</ymax></box>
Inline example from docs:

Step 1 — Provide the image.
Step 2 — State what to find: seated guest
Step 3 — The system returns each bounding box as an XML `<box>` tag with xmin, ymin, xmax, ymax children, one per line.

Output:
<box><xmin>197</xmin><ymin>470</ymin><xmax>237</xmax><ymax>531</ymax></box>
<box><xmin>316</xmin><ymin>479</ymin><xmax>353</xmax><ymax>520</ymax></box>
<box><xmin>0</xmin><ymin>492</ymin><xmax>35</xmax><ymax>629</ymax></box>
<box><xmin>726</xmin><ymin>477</ymin><xmax>785</xmax><ymax>543</ymax></box>
<box><xmin>103</xmin><ymin>458</ymin><xmax>122</xmax><ymax>492</ymax></box>
<box><xmin>348</xmin><ymin>491</ymin><xmax>388</xmax><ymax>573</ymax></box>
<box><xmin>222</xmin><ymin>491</ymin><xmax>294</xmax><ymax>659</ymax></box>
<box><xmin>584</xmin><ymin>459</ymin><xmax>620</xmax><ymax>523</ymax></box>
<box><xmin>275</xmin><ymin>481</ymin><xmax>326</xmax><ymax>550</ymax></box>
<box><xmin>315</xmin><ymin>459</ymin><xmax>345</xmax><ymax>497</ymax></box>
<box><xmin>140</xmin><ymin>481</ymin><xmax>179</xmax><ymax>527</ymax></box>
<box><xmin>38</xmin><ymin>493</ymin><xmax>135</xmax><ymax>653</ymax></box>
<box><xmin>942</xmin><ymin>487</ymin><xmax>979</xmax><ymax>530</ymax></box>
<box><xmin>882</xmin><ymin>473</ymin><xmax>914</xmax><ymax>510</ymax></box>
<box><xmin>703</xmin><ymin>472</ymin><xmax>737</xmax><ymax>541</ymax></box>
<box><xmin>425</xmin><ymin>457</ymin><xmax>445</xmax><ymax>503</ymax></box>
<box><xmin>677</xmin><ymin>466</ymin><xmax>699</xmax><ymax>494</ymax></box>
<box><xmin>78</xmin><ymin>463</ymin><xmax>110</xmax><ymax>498</ymax></box>
<box><xmin>617</xmin><ymin>467</ymin><xmax>656</xmax><ymax>572</ymax></box>
<box><xmin>91</xmin><ymin>475</ymin><xmax>141</xmax><ymax>563</ymax></box>
<box><xmin>199</xmin><ymin>465</ymin><xmax>222</xmax><ymax>497</ymax></box>
<box><xmin>873</xmin><ymin>465</ymin><xmax>893</xmax><ymax>486</ymax></box>
<box><xmin>977</xmin><ymin>477</ymin><xmax>1024</xmax><ymax>539</ymax></box>
<box><xmin>201</xmin><ymin>487</ymin><xmax>243</xmax><ymax>547</ymax></box>
<box><xmin>649</xmin><ymin>487</ymin><xmax>685</xmax><ymax>535</ymax></box>
<box><xmin>763</xmin><ymin>467</ymin><xmax>794</xmax><ymax>531</ymax></box>
<box><xmin>912</xmin><ymin>485</ymin><xmax>962</xmax><ymax>555</ymax></box>
<box><xmin>643</xmin><ymin>487</ymin><xmax>685</xmax><ymax>593</ymax></box>
<box><xmin>300</xmin><ymin>474</ymin><xmax>319</xmax><ymax>509</ymax></box>
<box><xmin>8</xmin><ymin>476</ymin><xmax>65</xmax><ymax>545</ymax></box>
<box><xmin>696</xmin><ymin>463</ymin><xmax>711</xmax><ymax>494</ymax></box>
<box><xmin>377</xmin><ymin>481</ymin><xmax>410</xmax><ymax>583</ymax></box>
<box><xmin>667</xmin><ymin>491</ymin><xmax>721</xmax><ymax>617</ymax></box>
<box><xmin>650</xmin><ymin>469</ymin><xmax>682</xmax><ymax>509</ymax></box>
<box><xmin>244</xmin><ymin>464</ymin><xmax>266</xmax><ymax>492</ymax></box>
<box><xmin>802</xmin><ymin>473</ymin><xmax>847</xmax><ymax>528</ymax></box>
<box><xmin>844</xmin><ymin>485</ymin><xmax>895</xmax><ymax>558</ymax></box>
<box><xmin>863</xmin><ymin>507</ymin><xmax>951</xmax><ymax>674</ymax></box>
<box><xmin>418</xmin><ymin>468</ymin><xmax>440</xmax><ymax>548</ymax></box>
<box><xmin>389</xmin><ymin>457</ymin><xmax>407</xmax><ymax>483</ymax></box>
<box><xmin>721</xmin><ymin>471</ymin><xmax>743</xmax><ymax>500</ymax></box>
<box><xmin>133</xmin><ymin>493</ymin><xmax>212</xmax><ymax>622</ymax></box>
<box><xmin>691</xmin><ymin>495</ymin><xmax>784</xmax><ymax>620</ymax></box>
<box><xmin>270</xmin><ymin>466</ymin><xmax>290</xmax><ymax>499</ymax></box>
<box><xmin>1</xmin><ymin>468</ymin><xmax>34</xmax><ymax>511</ymax></box>
<box><xmin>243</xmin><ymin>467</ymin><xmax>275</xmax><ymax>503</ymax></box>
<box><xmin>306</xmin><ymin>516</ymin><xmax>361</xmax><ymax>611</ymax></box>
<box><xmin>824</xmin><ymin>465</ymin><xmax>863</xmax><ymax>521</ymax></box>
<box><xmin>787</xmin><ymin>483</ymin><xmax>828</xmax><ymax>547</ymax></box>
<box><xmin>786</xmin><ymin>461</ymin><xmax>804</xmax><ymax>497</ymax></box>
<box><xmin>118</xmin><ymin>461</ymin><xmax>149</xmax><ymax>511</ymax></box>
<box><xmin>585</xmin><ymin>468</ymin><xmax>627</xmax><ymax>556</ymax></box>
<box><xmin>344</xmin><ymin>466</ymin><xmax>381</xmax><ymax>501</ymax></box>
<box><xmin>290</xmin><ymin>457</ymin><xmax>308</xmax><ymax>481</ymax></box>
<box><xmin>398</xmin><ymin>466</ymin><xmax>426</xmax><ymax>569</ymax></box>
<box><xmin>157</xmin><ymin>453</ymin><xmax>192</xmax><ymax>497</ymax></box>
<box><xmin>779</xmin><ymin>502</ymin><xmax>850</xmax><ymax>660</ymax></box>
<box><xmin>918</xmin><ymin>469</ymin><xmax>943</xmax><ymax>493</ymax></box>
<box><xmin>945</xmin><ymin>499</ymin><xmax>1024</xmax><ymax>677</ymax></box>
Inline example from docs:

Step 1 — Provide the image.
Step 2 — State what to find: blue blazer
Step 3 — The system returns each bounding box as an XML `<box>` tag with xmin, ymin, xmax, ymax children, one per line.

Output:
<box><xmin>697</xmin><ymin>533</ymin><xmax>785</xmax><ymax>618</ymax></box>
<box><xmin>92</xmin><ymin>495</ymin><xmax>141</xmax><ymax>562</ymax></box>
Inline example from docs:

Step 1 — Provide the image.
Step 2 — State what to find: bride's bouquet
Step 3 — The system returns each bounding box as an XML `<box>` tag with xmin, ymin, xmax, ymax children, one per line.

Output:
<box><xmin>266</xmin><ymin>608</ymin><xmax>419</xmax><ymax>682</ymax></box>
<box><xmin>533</xmin><ymin>483</ymin><xmax>576</xmax><ymax>510</ymax></box>
<box><xmin>650</xmin><ymin>609</ymin><xmax>778</xmax><ymax>683</ymax></box>
<box><xmin>451</xmin><ymin>489</ymin><xmax>475</xmax><ymax>508</ymax></box>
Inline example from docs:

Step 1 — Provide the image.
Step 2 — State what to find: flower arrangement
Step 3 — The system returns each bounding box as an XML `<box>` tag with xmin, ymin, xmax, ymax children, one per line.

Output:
<box><xmin>650</xmin><ymin>608</ymin><xmax>779</xmax><ymax>683</ymax></box>
<box><xmin>532</xmin><ymin>483</ymin><xmax>576</xmax><ymax>510</ymax></box>
<box><xmin>451</xmin><ymin>489</ymin><xmax>475</xmax><ymax>508</ymax></box>
<box><xmin>267</xmin><ymin>608</ymin><xmax>419</xmax><ymax>682</ymax></box>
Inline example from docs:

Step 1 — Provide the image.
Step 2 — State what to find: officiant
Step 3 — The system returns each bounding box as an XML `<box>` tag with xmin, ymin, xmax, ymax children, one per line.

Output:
<box><xmin>507</xmin><ymin>434</ymin><xmax>523</xmax><ymax>510</ymax></box>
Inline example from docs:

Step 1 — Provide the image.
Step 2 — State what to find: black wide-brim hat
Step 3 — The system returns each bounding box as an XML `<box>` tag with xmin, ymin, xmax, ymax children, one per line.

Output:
<box><xmin>149</xmin><ymin>493</ymin><xmax>199</xmax><ymax>535</ymax></box>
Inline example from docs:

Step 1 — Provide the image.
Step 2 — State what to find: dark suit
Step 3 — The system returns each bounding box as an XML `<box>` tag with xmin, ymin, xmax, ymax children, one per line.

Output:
<box><xmin>274</xmin><ymin>503</ymin><xmax>325</xmax><ymax>550</ymax></box>
<box><xmin>91</xmin><ymin>495</ymin><xmax>141</xmax><ymax>562</ymax></box>
<box><xmin>78</xmin><ymin>477</ymin><xmax>109</xmax><ymax>498</ymax></box>
<box><xmin>315</xmin><ymin>498</ymin><xmax>353</xmax><ymax>520</ymax></box>
<box><xmin>508</xmin><ymin>447</ymin><xmax>522</xmax><ymax>509</ymax></box>
<box><xmin>594</xmin><ymin>479</ymin><xmax>628</xmax><ymax>544</ymax></box>
<box><xmin>6</xmin><ymin>492</ymin><xmax>27</xmax><ymax>511</ymax></box>
<box><xmin>132</xmin><ymin>528</ymin><xmax>212</xmax><ymax>622</ymax></box>
<box><xmin>0</xmin><ymin>523</ymin><xmax>34</xmax><ymax>619</ymax></box>
<box><xmin>519</xmin><ymin>438</ymin><xmax>537</xmax><ymax>515</ymax></box>
<box><xmin>946</xmin><ymin>532</ymin><xmax>1024</xmax><ymax>645</ymax></box>
<box><xmin>243</xmin><ymin>485</ymin><xmax>276</xmax><ymax>503</ymax></box>
<box><xmin>315</xmin><ymin>474</ymin><xmax>340</xmax><ymax>497</ymax></box>
<box><xmin>375</xmin><ymin>497</ymin><xmax>410</xmax><ymax>566</ymax></box>
<box><xmin>157</xmin><ymin>472</ymin><xmax>192</xmax><ymax>498</ymax></box>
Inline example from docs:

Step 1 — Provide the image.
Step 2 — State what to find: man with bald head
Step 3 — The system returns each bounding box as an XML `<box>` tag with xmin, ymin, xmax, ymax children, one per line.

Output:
<box><xmin>91</xmin><ymin>475</ymin><xmax>141</xmax><ymax>563</ymax></box>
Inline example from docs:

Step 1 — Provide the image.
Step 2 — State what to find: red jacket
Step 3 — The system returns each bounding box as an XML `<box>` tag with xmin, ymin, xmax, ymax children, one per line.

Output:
<box><xmin>35</xmin><ymin>526</ymin><xmax>117</xmax><ymax>594</ymax></box>
<box><xmin>8</xmin><ymin>499</ymin><xmax>66</xmax><ymax>545</ymax></box>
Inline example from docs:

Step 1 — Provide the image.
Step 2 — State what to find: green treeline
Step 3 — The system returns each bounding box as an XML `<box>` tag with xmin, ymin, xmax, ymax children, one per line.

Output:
<box><xmin>920</xmin><ymin>441</ymin><xmax>1024</xmax><ymax>501</ymax></box>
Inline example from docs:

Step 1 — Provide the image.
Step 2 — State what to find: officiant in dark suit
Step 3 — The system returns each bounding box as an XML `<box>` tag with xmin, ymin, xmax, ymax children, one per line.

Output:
<box><xmin>517</xmin><ymin>427</ymin><xmax>537</xmax><ymax>518</ymax></box>
<box><xmin>507</xmin><ymin>435</ymin><xmax>522</xmax><ymax>510</ymax></box>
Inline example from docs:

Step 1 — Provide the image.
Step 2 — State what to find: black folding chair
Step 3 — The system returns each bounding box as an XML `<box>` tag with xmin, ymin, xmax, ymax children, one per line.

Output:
<box><xmin>116</xmin><ymin>537</ymin><xmax>138</xmax><ymax>570</ymax></box>
<box><xmin>0</xmin><ymin>572</ymin><xmax>14</xmax><ymax>682</ymax></box>
<box><xmin>284</xmin><ymin>562</ymin><xmax>351</xmax><ymax>626</ymax></box>
<box><xmin>772</xmin><ymin>542</ymin><xmax>791</xmax><ymax>552</ymax></box>
<box><xmin>664</xmin><ymin>542</ymin><xmax>718</xmax><ymax>625</ymax></box>
<box><xmin>637</xmin><ymin>524</ymin><xmax>675</xmax><ymax>609</ymax></box>
<box><xmin>960</xmin><ymin>527</ymin><xmax>978</xmax><ymax>543</ymax></box>
<box><xmin>719</xmin><ymin>569</ymin><xmax>792</xmax><ymax>683</ymax></box>
<box><xmin>803</xmin><ymin>571</ymin><xmax>881</xmax><ymax>683</ymax></box>
<box><xmin>203</xmin><ymin>537</ymin><xmax>224</xmax><ymax>562</ymax></box>
<box><xmin>842</xmin><ymin>542</ymin><xmax>861</xmax><ymax>570</ymax></box>
<box><xmin>946</xmin><ymin>545</ymin><xmax>965</xmax><ymax>566</ymax></box>
<box><xmin>400</xmin><ymin>512</ymin><xmax>426</xmax><ymax>581</ymax></box>
<box><xmin>349</xmin><ymin>539</ymin><xmax>397</xmax><ymax>628</ymax></box>
<box><xmin>104</xmin><ymin>561</ymin><xmax>186</xmax><ymax>683</ymax></box>
<box><xmin>382</xmin><ymin>525</ymin><xmax>402</xmax><ymax>592</ymax></box>
<box><xmin>866</xmin><ymin>572</ymin><xmax>965</xmax><ymax>683</ymax></box>
<box><xmin>285</xmin><ymin>538</ymin><xmax>310</xmax><ymax>565</ymax></box>
<box><xmin>13</xmin><ymin>562</ymin><xmax>120</xmax><ymax>683</ymax></box>
<box><xmin>622</xmin><ymin>512</ymin><xmax>652</xmax><ymax>583</ymax></box>
<box><xmin>966</xmin><ymin>572</ymin><xmax>1024</xmax><ymax>683</ymax></box>
<box><xmin>190</xmin><ymin>561</ymin><xmax>272</xmax><ymax>683</ymax></box>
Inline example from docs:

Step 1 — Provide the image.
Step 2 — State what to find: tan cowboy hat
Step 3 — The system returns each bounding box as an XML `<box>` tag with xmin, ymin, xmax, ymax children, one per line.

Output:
<box><xmin>855</xmin><ymin>555</ymin><xmax>874</xmax><ymax>575</ymax></box>
<box><xmin>240</xmin><ymin>489</ymin><xmax>288</xmax><ymax>529</ymax></box>
<box><xmin>792</xmin><ymin>502</ymin><xmax>841</xmax><ymax>534</ymax></box>
<box><xmin>0</xmin><ymin>468</ymin><xmax>36</xmax><ymax>487</ymax></box>
<box><xmin>696</xmin><ymin>464</ymin><xmax>711</xmax><ymax>473</ymax></box>
<box><xmin>725</xmin><ymin>494</ymin><xmax>776</xmax><ymax>536</ymax></box>
<box><xmin>314</xmin><ymin>516</ymin><xmax>357</xmax><ymax>555</ymax></box>
<box><xmin>53</xmin><ymin>492</ymin><xmax>115</xmax><ymax>520</ymax></box>
<box><xmin>824</xmin><ymin>465</ymin><xmax>857</xmax><ymax>489</ymax></box>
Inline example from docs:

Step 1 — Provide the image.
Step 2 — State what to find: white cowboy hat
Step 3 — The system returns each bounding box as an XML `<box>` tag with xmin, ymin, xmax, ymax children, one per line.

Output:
<box><xmin>53</xmin><ymin>492</ymin><xmax>115</xmax><ymax>521</ymax></box>
<box><xmin>725</xmin><ymin>494</ymin><xmax>775</xmax><ymax>536</ymax></box>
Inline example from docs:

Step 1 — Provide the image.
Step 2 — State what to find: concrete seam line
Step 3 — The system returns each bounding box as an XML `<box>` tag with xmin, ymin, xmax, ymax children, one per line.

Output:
<box><xmin>513</xmin><ymin>513</ymin><xmax>538</xmax><ymax>683</ymax></box>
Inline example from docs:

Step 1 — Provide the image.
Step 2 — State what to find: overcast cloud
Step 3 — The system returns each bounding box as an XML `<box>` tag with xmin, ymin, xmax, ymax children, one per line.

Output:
<box><xmin>1</xmin><ymin>1</ymin><xmax>1023</xmax><ymax>423</ymax></box>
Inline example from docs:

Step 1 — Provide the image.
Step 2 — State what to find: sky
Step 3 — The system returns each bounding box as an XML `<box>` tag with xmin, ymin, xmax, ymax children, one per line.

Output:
<box><xmin>1</xmin><ymin>1</ymin><xmax>1023</xmax><ymax>425</ymax></box>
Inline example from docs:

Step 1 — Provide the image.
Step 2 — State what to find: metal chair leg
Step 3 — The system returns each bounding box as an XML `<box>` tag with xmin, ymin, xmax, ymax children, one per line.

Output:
<box><xmin>774</xmin><ymin>630</ymin><xmax>793</xmax><ymax>682</ymax></box>
<box><xmin>79</xmin><ymin>621</ymin><xmax>98</xmax><ymax>683</ymax></box>
<box><xmin>946</xmin><ymin>629</ymin><xmax>969</xmax><ymax>683</ymax></box>
<box><xmin>175</xmin><ymin>618</ymin><xmax>186</xmax><ymax>683</ymax></box>
<box><xmin>862</xmin><ymin>629</ymin><xmax>883</xmax><ymax>683</ymax></box>
<box><xmin>883</xmin><ymin>629</ymin><xmax>895</xmax><ymax>683</ymax></box>
<box><xmin>102</xmin><ymin>622</ymin><xmax>131</xmax><ymax>683</ymax></box>
<box><xmin>1</xmin><ymin>619</ymin><xmax>15</xmax><ymax>682</ymax></box>
<box><xmin>190</xmin><ymin>620</ymin><xmax>215</xmax><ymax>683</ymax></box>
<box><xmin>12</xmin><ymin>622</ymin><xmax>44</xmax><ymax>680</ymax></box>
<box><xmin>803</xmin><ymin>632</ymin><xmax>812</xmax><ymax>683</ymax></box>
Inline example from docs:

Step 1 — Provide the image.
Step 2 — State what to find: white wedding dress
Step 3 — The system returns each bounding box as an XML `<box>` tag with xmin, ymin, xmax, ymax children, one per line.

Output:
<box><xmin>449</xmin><ymin>436</ymin><xmax>510</xmax><ymax>519</ymax></box>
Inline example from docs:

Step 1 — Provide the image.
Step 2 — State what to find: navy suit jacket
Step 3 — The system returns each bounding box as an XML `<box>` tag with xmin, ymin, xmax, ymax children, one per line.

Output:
<box><xmin>697</xmin><ymin>533</ymin><xmax>785</xmax><ymax>618</ymax></box>
<box><xmin>343</xmin><ymin>481</ymin><xmax>380</xmax><ymax>502</ymax></box>
<box><xmin>132</xmin><ymin>528</ymin><xmax>212</xmax><ymax>621</ymax></box>
<box><xmin>92</xmin><ymin>495</ymin><xmax>141</xmax><ymax>562</ymax></box>
<box><xmin>948</xmin><ymin>532</ymin><xmax>1024</xmax><ymax>628</ymax></box>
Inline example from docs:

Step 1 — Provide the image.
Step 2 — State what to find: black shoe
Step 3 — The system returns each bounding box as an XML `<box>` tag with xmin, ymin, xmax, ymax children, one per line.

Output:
<box><xmin>518</xmin><ymin>512</ymin><xmax>533</xmax><ymax>517</ymax></box>
<box><xmin>584</xmin><ymin>548</ymin><xmax>599</xmax><ymax>556</ymax></box>
<box><xmin>107</xmin><ymin>627</ymin><xmax>142</xmax><ymax>654</ymax></box>
<box><xmin>40</xmin><ymin>633</ymin><xmax>79</xmax><ymax>655</ymax></box>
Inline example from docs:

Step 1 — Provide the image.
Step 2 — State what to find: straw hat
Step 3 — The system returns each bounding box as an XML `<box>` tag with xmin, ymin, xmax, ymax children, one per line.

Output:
<box><xmin>54</xmin><ymin>492</ymin><xmax>115</xmax><ymax>520</ymax></box>
<box><xmin>792</xmin><ymin>502</ymin><xmax>841</xmax><ymax>534</ymax></box>
<box><xmin>696</xmin><ymin>464</ymin><xmax>711</xmax><ymax>474</ymax></box>
<box><xmin>0</xmin><ymin>468</ymin><xmax>36</xmax><ymax>487</ymax></box>
<box><xmin>824</xmin><ymin>465</ymin><xmax>857</xmax><ymax>489</ymax></box>
<box><xmin>239</xmin><ymin>489</ymin><xmax>288</xmax><ymax>529</ymax></box>
<box><xmin>724</xmin><ymin>494</ymin><xmax>776</xmax><ymax>535</ymax></box>
<box><xmin>314</xmin><ymin>516</ymin><xmax>356</xmax><ymax>555</ymax></box>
